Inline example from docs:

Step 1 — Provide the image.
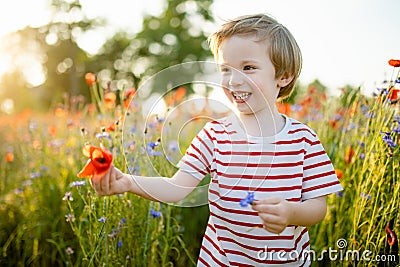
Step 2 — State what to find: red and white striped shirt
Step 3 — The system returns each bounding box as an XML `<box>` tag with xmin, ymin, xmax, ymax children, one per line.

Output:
<box><xmin>178</xmin><ymin>114</ymin><xmax>343</xmax><ymax>266</ymax></box>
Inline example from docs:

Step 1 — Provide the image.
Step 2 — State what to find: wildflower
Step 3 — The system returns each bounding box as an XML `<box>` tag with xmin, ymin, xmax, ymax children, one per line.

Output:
<box><xmin>386</xmin><ymin>225</ymin><xmax>397</xmax><ymax>246</ymax></box>
<box><xmin>14</xmin><ymin>188</ymin><xmax>23</xmax><ymax>194</ymax></box>
<box><xmin>150</xmin><ymin>209</ymin><xmax>162</xmax><ymax>218</ymax></box>
<box><xmin>168</xmin><ymin>140</ymin><xmax>179</xmax><ymax>152</ymax></box>
<box><xmin>29</xmin><ymin>172</ymin><xmax>42</xmax><ymax>179</ymax></box>
<box><xmin>65</xmin><ymin>214</ymin><xmax>75</xmax><ymax>222</ymax></box>
<box><xmin>344</xmin><ymin>145</ymin><xmax>355</xmax><ymax>164</ymax></box>
<box><xmin>66</xmin><ymin>247</ymin><xmax>74</xmax><ymax>255</ymax></box>
<box><xmin>240</xmin><ymin>192</ymin><xmax>256</xmax><ymax>207</ymax></box>
<box><xmin>335</xmin><ymin>191</ymin><xmax>344</xmax><ymax>197</ymax></box>
<box><xmin>388</xmin><ymin>59</ymin><xmax>400</xmax><ymax>67</ymax></box>
<box><xmin>85</xmin><ymin>72</ymin><xmax>96</xmax><ymax>86</ymax></box>
<box><xmin>95</xmin><ymin>132</ymin><xmax>111</xmax><ymax>139</ymax></box>
<box><xmin>335</xmin><ymin>169</ymin><xmax>343</xmax><ymax>179</ymax></box>
<box><xmin>22</xmin><ymin>180</ymin><xmax>32</xmax><ymax>187</ymax></box>
<box><xmin>119</xmin><ymin>218</ymin><xmax>128</xmax><ymax>227</ymax></box>
<box><xmin>117</xmin><ymin>240</ymin><xmax>123</xmax><ymax>249</ymax></box>
<box><xmin>71</xmin><ymin>181</ymin><xmax>86</xmax><ymax>187</ymax></box>
<box><xmin>108</xmin><ymin>228</ymin><xmax>119</xmax><ymax>239</ymax></box>
<box><xmin>5</xmin><ymin>151</ymin><xmax>14</xmax><ymax>163</ymax></box>
<box><xmin>77</xmin><ymin>144</ymin><xmax>113</xmax><ymax>181</ymax></box>
<box><xmin>104</xmin><ymin>92</ymin><xmax>116</xmax><ymax>109</ymax></box>
<box><xmin>98</xmin><ymin>216</ymin><xmax>107</xmax><ymax>223</ymax></box>
<box><xmin>147</xmin><ymin>141</ymin><xmax>160</xmax><ymax>149</ymax></box>
<box><xmin>380</xmin><ymin>131</ymin><xmax>396</xmax><ymax>147</ymax></box>
<box><xmin>62</xmin><ymin>192</ymin><xmax>74</xmax><ymax>201</ymax></box>
<box><xmin>360</xmin><ymin>193</ymin><xmax>372</xmax><ymax>200</ymax></box>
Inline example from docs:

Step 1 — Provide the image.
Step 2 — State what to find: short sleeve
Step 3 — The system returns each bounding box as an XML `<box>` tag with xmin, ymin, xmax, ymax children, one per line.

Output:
<box><xmin>302</xmin><ymin>134</ymin><xmax>343</xmax><ymax>200</ymax></box>
<box><xmin>177</xmin><ymin>122</ymin><xmax>214</xmax><ymax>180</ymax></box>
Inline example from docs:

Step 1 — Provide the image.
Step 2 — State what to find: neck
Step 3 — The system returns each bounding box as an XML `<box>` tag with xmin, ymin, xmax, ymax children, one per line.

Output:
<box><xmin>236</xmin><ymin>108</ymin><xmax>285</xmax><ymax>137</ymax></box>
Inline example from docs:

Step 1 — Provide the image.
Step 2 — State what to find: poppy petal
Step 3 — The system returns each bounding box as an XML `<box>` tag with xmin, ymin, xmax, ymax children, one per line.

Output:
<box><xmin>77</xmin><ymin>160</ymin><xmax>96</xmax><ymax>178</ymax></box>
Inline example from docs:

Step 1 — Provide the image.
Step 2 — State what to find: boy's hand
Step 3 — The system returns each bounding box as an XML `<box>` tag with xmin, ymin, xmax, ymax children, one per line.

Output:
<box><xmin>251</xmin><ymin>197</ymin><xmax>293</xmax><ymax>234</ymax></box>
<box><xmin>90</xmin><ymin>165</ymin><xmax>131</xmax><ymax>196</ymax></box>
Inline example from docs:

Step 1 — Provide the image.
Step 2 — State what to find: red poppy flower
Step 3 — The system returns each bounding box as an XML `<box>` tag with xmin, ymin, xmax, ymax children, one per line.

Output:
<box><xmin>335</xmin><ymin>169</ymin><xmax>343</xmax><ymax>179</ymax></box>
<box><xmin>77</xmin><ymin>144</ymin><xmax>113</xmax><ymax>181</ymax></box>
<box><xmin>385</xmin><ymin>225</ymin><xmax>397</xmax><ymax>246</ymax></box>
<box><xmin>345</xmin><ymin>145</ymin><xmax>355</xmax><ymax>165</ymax></box>
<box><xmin>388</xmin><ymin>59</ymin><xmax>400</xmax><ymax>67</ymax></box>
<box><xmin>5</xmin><ymin>152</ymin><xmax>14</xmax><ymax>163</ymax></box>
<box><xmin>85</xmin><ymin>72</ymin><xmax>97</xmax><ymax>86</ymax></box>
<box><xmin>389</xmin><ymin>88</ymin><xmax>399</xmax><ymax>101</ymax></box>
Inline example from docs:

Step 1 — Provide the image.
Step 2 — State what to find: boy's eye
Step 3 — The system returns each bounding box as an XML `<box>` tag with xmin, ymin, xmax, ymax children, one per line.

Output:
<box><xmin>219</xmin><ymin>67</ymin><xmax>230</xmax><ymax>73</ymax></box>
<box><xmin>243</xmin><ymin>65</ymin><xmax>256</xmax><ymax>71</ymax></box>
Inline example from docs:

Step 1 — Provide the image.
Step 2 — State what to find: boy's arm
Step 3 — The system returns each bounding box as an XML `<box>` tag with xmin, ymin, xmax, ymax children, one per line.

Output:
<box><xmin>252</xmin><ymin>196</ymin><xmax>327</xmax><ymax>234</ymax></box>
<box><xmin>91</xmin><ymin>165</ymin><xmax>201</xmax><ymax>203</ymax></box>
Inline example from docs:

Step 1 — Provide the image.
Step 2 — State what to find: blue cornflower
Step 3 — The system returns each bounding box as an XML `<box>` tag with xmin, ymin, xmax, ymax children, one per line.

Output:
<box><xmin>150</xmin><ymin>209</ymin><xmax>162</xmax><ymax>218</ymax></box>
<box><xmin>335</xmin><ymin>191</ymin><xmax>344</xmax><ymax>197</ymax></box>
<box><xmin>119</xmin><ymin>218</ymin><xmax>127</xmax><ymax>225</ymax></box>
<box><xmin>240</xmin><ymin>192</ymin><xmax>256</xmax><ymax>207</ymax></box>
<box><xmin>147</xmin><ymin>141</ymin><xmax>160</xmax><ymax>149</ymax></box>
<box><xmin>380</xmin><ymin>131</ymin><xmax>396</xmax><ymax>147</ymax></box>
<box><xmin>95</xmin><ymin>132</ymin><xmax>111</xmax><ymax>139</ymax></box>
<box><xmin>392</xmin><ymin>126</ymin><xmax>400</xmax><ymax>134</ymax></box>
<box><xmin>71</xmin><ymin>181</ymin><xmax>86</xmax><ymax>187</ymax></box>
<box><xmin>360</xmin><ymin>193</ymin><xmax>372</xmax><ymax>200</ymax></box>
<box><xmin>117</xmin><ymin>240</ymin><xmax>123</xmax><ymax>249</ymax></box>
<box><xmin>98</xmin><ymin>216</ymin><xmax>107</xmax><ymax>223</ymax></box>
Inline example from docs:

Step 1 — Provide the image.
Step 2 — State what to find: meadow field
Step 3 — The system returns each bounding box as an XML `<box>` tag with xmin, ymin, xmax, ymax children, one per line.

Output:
<box><xmin>0</xmin><ymin>63</ymin><xmax>399</xmax><ymax>266</ymax></box>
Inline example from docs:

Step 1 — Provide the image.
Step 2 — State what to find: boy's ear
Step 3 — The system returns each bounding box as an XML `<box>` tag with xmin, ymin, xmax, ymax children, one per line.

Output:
<box><xmin>277</xmin><ymin>74</ymin><xmax>294</xmax><ymax>88</ymax></box>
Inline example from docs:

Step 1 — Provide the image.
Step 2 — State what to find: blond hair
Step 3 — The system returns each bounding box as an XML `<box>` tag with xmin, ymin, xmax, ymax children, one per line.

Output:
<box><xmin>208</xmin><ymin>14</ymin><xmax>302</xmax><ymax>100</ymax></box>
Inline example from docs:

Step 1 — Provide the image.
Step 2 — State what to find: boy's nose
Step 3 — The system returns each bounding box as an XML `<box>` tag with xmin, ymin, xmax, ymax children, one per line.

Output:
<box><xmin>228</xmin><ymin>72</ymin><xmax>244</xmax><ymax>87</ymax></box>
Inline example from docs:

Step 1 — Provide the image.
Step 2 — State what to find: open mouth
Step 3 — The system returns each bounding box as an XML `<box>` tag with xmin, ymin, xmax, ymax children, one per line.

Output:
<box><xmin>231</xmin><ymin>91</ymin><xmax>251</xmax><ymax>103</ymax></box>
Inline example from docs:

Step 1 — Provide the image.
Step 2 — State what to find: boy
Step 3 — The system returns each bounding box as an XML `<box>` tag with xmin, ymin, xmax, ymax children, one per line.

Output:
<box><xmin>90</xmin><ymin>14</ymin><xmax>343</xmax><ymax>266</ymax></box>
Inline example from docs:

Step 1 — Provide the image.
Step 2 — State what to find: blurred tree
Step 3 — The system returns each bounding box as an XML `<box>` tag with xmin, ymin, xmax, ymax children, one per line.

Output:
<box><xmin>0</xmin><ymin>0</ymin><xmax>104</xmax><ymax>112</ymax></box>
<box><xmin>89</xmin><ymin>0</ymin><xmax>215</xmax><ymax>95</ymax></box>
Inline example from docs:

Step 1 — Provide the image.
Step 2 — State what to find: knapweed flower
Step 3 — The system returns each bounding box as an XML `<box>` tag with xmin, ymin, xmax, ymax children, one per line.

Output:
<box><xmin>62</xmin><ymin>192</ymin><xmax>74</xmax><ymax>201</ymax></box>
<box><xmin>388</xmin><ymin>59</ymin><xmax>400</xmax><ymax>67</ymax></box>
<box><xmin>240</xmin><ymin>192</ymin><xmax>256</xmax><ymax>207</ymax></box>
<box><xmin>386</xmin><ymin>225</ymin><xmax>397</xmax><ymax>246</ymax></box>
<box><xmin>77</xmin><ymin>144</ymin><xmax>113</xmax><ymax>182</ymax></box>
<box><xmin>150</xmin><ymin>209</ymin><xmax>162</xmax><ymax>218</ymax></box>
<box><xmin>85</xmin><ymin>72</ymin><xmax>96</xmax><ymax>86</ymax></box>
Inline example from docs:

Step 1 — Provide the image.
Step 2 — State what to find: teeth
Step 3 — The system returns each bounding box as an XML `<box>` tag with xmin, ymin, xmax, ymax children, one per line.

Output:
<box><xmin>232</xmin><ymin>92</ymin><xmax>251</xmax><ymax>100</ymax></box>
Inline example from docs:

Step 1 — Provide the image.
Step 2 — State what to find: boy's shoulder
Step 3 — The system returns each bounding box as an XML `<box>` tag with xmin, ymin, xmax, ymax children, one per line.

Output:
<box><xmin>285</xmin><ymin>116</ymin><xmax>318</xmax><ymax>139</ymax></box>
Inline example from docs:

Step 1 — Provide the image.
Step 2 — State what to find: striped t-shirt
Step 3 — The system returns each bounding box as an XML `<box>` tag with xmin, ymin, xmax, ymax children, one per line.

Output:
<box><xmin>177</xmin><ymin>114</ymin><xmax>343</xmax><ymax>266</ymax></box>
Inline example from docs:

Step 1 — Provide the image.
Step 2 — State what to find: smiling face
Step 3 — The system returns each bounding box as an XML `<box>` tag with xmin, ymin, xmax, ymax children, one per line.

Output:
<box><xmin>218</xmin><ymin>35</ymin><xmax>291</xmax><ymax>116</ymax></box>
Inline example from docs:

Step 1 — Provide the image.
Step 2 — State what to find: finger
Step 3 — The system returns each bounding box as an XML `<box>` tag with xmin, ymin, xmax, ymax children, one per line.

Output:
<box><xmin>253</xmin><ymin>196</ymin><xmax>282</xmax><ymax>205</ymax></box>
<box><xmin>90</xmin><ymin>178</ymin><xmax>103</xmax><ymax>195</ymax></box>
<box><xmin>263</xmin><ymin>223</ymin><xmax>284</xmax><ymax>234</ymax></box>
<box><xmin>252</xmin><ymin>203</ymin><xmax>279</xmax><ymax>215</ymax></box>
<box><xmin>258</xmin><ymin>213</ymin><xmax>283</xmax><ymax>225</ymax></box>
<box><xmin>100</xmin><ymin>166</ymin><xmax>112</xmax><ymax>195</ymax></box>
